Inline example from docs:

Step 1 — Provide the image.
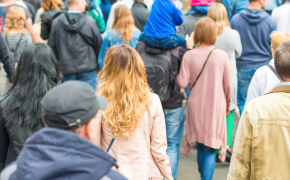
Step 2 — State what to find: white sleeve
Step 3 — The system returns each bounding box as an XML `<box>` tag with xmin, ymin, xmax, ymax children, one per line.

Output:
<box><xmin>105</xmin><ymin>5</ymin><xmax>115</xmax><ymax>32</ymax></box>
<box><xmin>245</xmin><ymin>70</ymin><xmax>262</xmax><ymax>105</ymax></box>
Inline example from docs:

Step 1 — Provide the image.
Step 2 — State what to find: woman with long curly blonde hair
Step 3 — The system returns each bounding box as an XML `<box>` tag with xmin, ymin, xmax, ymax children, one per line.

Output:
<box><xmin>98</xmin><ymin>45</ymin><xmax>173</xmax><ymax>180</ymax></box>
<box><xmin>97</xmin><ymin>5</ymin><xmax>141</xmax><ymax>68</ymax></box>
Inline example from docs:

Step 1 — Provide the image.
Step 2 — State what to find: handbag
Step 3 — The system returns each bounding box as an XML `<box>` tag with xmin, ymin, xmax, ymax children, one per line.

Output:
<box><xmin>190</xmin><ymin>48</ymin><xmax>215</xmax><ymax>91</ymax></box>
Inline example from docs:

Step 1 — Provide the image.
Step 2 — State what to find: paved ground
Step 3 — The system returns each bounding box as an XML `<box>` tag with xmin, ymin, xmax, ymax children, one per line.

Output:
<box><xmin>0</xmin><ymin>69</ymin><xmax>239</xmax><ymax>180</ymax></box>
<box><xmin>177</xmin><ymin>103</ymin><xmax>239</xmax><ymax>180</ymax></box>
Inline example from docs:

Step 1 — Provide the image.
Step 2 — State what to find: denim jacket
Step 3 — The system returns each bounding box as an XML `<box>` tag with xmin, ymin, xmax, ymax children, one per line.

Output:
<box><xmin>97</xmin><ymin>28</ymin><xmax>141</xmax><ymax>70</ymax></box>
<box><xmin>228</xmin><ymin>85</ymin><xmax>290</xmax><ymax>179</ymax></box>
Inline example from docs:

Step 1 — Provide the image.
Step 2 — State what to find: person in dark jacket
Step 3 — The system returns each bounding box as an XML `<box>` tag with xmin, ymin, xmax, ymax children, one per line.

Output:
<box><xmin>49</xmin><ymin>0</ymin><xmax>102</xmax><ymax>90</ymax></box>
<box><xmin>0</xmin><ymin>81</ymin><xmax>127</xmax><ymax>180</ymax></box>
<box><xmin>0</xmin><ymin>43</ymin><xmax>59</xmax><ymax>172</ymax></box>
<box><xmin>136</xmin><ymin>40</ymin><xmax>185</xmax><ymax>180</ymax></box>
<box><xmin>0</xmin><ymin>33</ymin><xmax>15</xmax><ymax>93</ymax></box>
<box><xmin>230</xmin><ymin>0</ymin><xmax>276</xmax><ymax>115</ymax></box>
<box><xmin>99</xmin><ymin>0</ymin><xmax>111</xmax><ymax>23</ymax></box>
<box><xmin>131</xmin><ymin>0</ymin><xmax>149</xmax><ymax>31</ymax></box>
<box><xmin>40</xmin><ymin>0</ymin><xmax>64</xmax><ymax>40</ymax></box>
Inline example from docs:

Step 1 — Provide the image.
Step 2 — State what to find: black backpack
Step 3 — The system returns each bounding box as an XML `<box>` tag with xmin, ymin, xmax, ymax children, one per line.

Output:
<box><xmin>139</xmin><ymin>46</ymin><xmax>173</xmax><ymax>102</ymax></box>
<box><xmin>5</xmin><ymin>34</ymin><xmax>24</xmax><ymax>64</ymax></box>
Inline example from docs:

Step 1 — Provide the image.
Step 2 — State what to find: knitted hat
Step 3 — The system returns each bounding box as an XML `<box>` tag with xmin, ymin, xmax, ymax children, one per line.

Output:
<box><xmin>190</xmin><ymin>0</ymin><xmax>214</xmax><ymax>7</ymax></box>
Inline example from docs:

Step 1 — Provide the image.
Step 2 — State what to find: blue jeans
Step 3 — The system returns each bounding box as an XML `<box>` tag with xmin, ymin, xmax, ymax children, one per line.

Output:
<box><xmin>62</xmin><ymin>70</ymin><xmax>97</xmax><ymax>90</ymax></box>
<box><xmin>163</xmin><ymin>107</ymin><xmax>185</xmax><ymax>180</ymax></box>
<box><xmin>237</xmin><ymin>67</ymin><xmax>258</xmax><ymax>115</ymax></box>
<box><xmin>197</xmin><ymin>143</ymin><xmax>216</xmax><ymax>180</ymax></box>
<box><xmin>139</xmin><ymin>32</ymin><xmax>186</xmax><ymax>49</ymax></box>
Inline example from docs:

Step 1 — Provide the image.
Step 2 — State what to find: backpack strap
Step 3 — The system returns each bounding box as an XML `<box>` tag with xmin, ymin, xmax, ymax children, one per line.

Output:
<box><xmin>5</xmin><ymin>34</ymin><xmax>24</xmax><ymax>52</ymax></box>
<box><xmin>231</xmin><ymin>0</ymin><xmax>239</xmax><ymax>18</ymax></box>
<box><xmin>190</xmin><ymin>48</ymin><xmax>215</xmax><ymax>91</ymax></box>
<box><xmin>267</xmin><ymin>64</ymin><xmax>280</xmax><ymax>80</ymax></box>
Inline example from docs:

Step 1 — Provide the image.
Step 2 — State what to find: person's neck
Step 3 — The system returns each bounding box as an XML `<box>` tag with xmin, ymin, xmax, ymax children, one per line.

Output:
<box><xmin>68</xmin><ymin>6</ymin><xmax>81</xmax><ymax>12</ymax></box>
<box><xmin>249</xmin><ymin>2</ymin><xmax>262</xmax><ymax>9</ymax></box>
<box><xmin>281</xmin><ymin>79</ymin><xmax>290</xmax><ymax>83</ymax></box>
<box><xmin>6</xmin><ymin>29</ymin><xmax>23</xmax><ymax>34</ymax></box>
<box><xmin>198</xmin><ymin>43</ymin><xmax>212</xmax><ymax>48</ymax></box>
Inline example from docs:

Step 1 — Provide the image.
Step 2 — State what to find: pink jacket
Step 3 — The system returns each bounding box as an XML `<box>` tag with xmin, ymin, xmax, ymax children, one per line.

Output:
<box><xmin>101</xmin><ymin>94</ymin><xmax>173</xmax><ymax>180</ymax></box>
<box><xmin>190</xmin><ymin>0</ymin><xmax>214</xmax><ymax>6</ymax></box>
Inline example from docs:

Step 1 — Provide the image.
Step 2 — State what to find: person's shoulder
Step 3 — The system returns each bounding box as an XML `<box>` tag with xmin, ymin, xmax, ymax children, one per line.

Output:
<box><xmin>106</xmin><ymin>169</ymin><xmax>127</xmax><ymax>180</ymax></box>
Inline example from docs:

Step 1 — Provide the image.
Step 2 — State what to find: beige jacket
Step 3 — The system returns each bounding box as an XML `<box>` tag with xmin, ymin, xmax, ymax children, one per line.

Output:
<box><xmin>228</xmin><ymin>85</ymin><xmax>290</xmax><ymax>180</ymax></box>
<box><xmin>101</xmin><ymin>94</ymin><xmax>173</xmax><ymax>180</ymax></box>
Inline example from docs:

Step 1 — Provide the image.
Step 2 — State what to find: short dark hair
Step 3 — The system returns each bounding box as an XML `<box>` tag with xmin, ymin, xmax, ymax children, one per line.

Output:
<box><xmin>67</xmin><ymin>0</ymin><xmax>78</xmax><ymax>6</ymax></box>
<box><xmin>249</xmin><ymin>0</ymin><xmax>258</xmax><ymax>3</ymax></box>
<box><xmin>274</xmin><ymin>40</ymin><xmax>290</xmax><ymax>80</ymax></box>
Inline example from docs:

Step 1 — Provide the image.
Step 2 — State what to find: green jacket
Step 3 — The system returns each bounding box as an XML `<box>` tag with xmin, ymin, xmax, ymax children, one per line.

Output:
<box><xmin>88</xmin><ymin>7</ymin><xmax>106</xmax><ymax>34</ymax></box>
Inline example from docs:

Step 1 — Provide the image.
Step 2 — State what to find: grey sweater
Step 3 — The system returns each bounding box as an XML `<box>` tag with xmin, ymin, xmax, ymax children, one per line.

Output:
<box><xmin>214</xmin><ymin>29</ymin><xmax>242</xmax><ymax>110</ymax></box>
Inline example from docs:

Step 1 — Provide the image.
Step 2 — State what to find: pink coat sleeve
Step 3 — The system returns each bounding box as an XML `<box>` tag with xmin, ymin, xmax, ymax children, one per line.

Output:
<box><xmin>150</xmin><ymin>96</ymin><xmax>173</xmax><ymax>180</ymax></box>
<box><xmin>177</xmin><ymin>53</ymin><xmax>190</xmax><ymax>89</ymax></box>
<box><xmin>223</xmin><ymin>53</ymin><xmax>232</xmax><ymax>107</ymax></box>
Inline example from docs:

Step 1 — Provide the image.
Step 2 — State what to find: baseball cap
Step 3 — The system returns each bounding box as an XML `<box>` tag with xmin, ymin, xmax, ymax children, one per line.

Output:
<box><xmin>41</xmin><ymin>81</ymin><xmax>108</xmax><ymax>129</ymax></box>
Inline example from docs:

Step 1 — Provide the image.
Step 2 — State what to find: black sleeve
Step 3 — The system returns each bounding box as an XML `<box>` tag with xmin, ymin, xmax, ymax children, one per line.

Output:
<box><xmin>40</xmin><ymin>14</ymin><xmax>50</xmax><ymax>40</ymax></box>
<box><xmin>0</xmin><ymin>108</ymin><xmax>9</xmax><ymax>172</ymax></box>
<box><xmin>0</xmin><ymin>33</ymin><xmax>15</xmax><ymax>83</ymax></box>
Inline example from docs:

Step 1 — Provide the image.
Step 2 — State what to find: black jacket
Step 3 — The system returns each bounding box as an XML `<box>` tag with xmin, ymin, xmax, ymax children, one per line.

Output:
<box><xmin>40</xmin><ymin>9</ymin><xmax>64</xmax><ymax>40</ymax></box>
<box><xmin>48</xmin><ymin>13</ymin><xmax>102</xmax><ymax>75</ymax></box>
<box><xmin>131</xmin><ymin>2</ymin><xmax>150</xmax><ymax>32</ymax></box>
<box><xmin>0</xmin><ymin>33</ymin><xmax>14</xmax><ymax>83</ymax></box>
<box><xmin>136</xmin><ymin>41</ymin><xmax>185</xmax><ymax>109</ymax></box>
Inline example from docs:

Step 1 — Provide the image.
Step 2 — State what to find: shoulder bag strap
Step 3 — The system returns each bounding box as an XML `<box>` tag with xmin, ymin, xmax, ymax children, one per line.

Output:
<box><xmin>14</xmin><ymin>34</ymin><xmax>24</xmax><ymax>52</ymax></box>
<box><xmin>190</xmin><ymin>48</ymin><xmax>215</xmax><ymax>91</ymax></box>
<box><xmin>107</xmin><ymin>138</ymin><xmax>115</xmax><ymax>153</ymax></box>
<box><xmin>267</xmin><ymin>64</ymin><xmax>280</xmax><ymax>80</ymax></box>
<box><xmin>231</xmin><ymin>0</ymin><xmax>239</xmax><ymax>18</ymax></box>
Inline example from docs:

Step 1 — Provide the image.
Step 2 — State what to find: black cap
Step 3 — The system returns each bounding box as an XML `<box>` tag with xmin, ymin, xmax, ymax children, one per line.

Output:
<box><xmin>41</xmin><ymin>81</ymin><xmax>108</xmax><ymax>129</ymax></box>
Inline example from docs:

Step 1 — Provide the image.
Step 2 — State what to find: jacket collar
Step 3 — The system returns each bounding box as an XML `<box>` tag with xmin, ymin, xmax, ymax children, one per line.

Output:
<box><xmin>266</xmin><ymin>85</ymin><xmax>290</xmax><ymax>95</ymax></box>
<box><xmin>132</xmin><ymin>1</ymin><xmax>147</xmax><ymax>8</ymax></box>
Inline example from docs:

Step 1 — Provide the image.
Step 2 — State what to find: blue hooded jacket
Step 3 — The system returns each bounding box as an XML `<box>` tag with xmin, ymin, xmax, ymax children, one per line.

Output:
<box><xmin>144</xmin><ymin>0</ymin><xmax>183</xmax><ymax>38</ymax></box>
<box><xmin>1</xmin><ymin>128</ymin><xmax>127</xmax><ymax>180</ymax></box>
<box><xmin>231</xmin><ymin>9</ymin><xmax>276</xmax><ymax>69</ymax></box>
<box><xmin>100</xmin><ymin>0</ymin><xmax>112</xmax><ymax>23</ymax></box>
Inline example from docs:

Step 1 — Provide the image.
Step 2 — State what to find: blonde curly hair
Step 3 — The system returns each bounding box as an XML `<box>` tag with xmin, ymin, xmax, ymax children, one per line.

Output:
<box><xmin>4</xmin><ymin>6</ymin><xmax>26</xmax><ymax>36</ymax></box>
<box><xmin>97</xmin><ymin>45</ymin><xmax>152</xmax><ymax>140</ymax></box>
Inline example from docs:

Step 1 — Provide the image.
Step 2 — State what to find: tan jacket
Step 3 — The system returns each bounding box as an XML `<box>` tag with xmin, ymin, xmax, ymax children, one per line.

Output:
<box><xmin>101</xmin><ymin>94</ymin><xmax>173</xmax><ymax>180</ymax></box>
<box><xmin>228</xmin><ymin>85</ymin><xmax>290</xmax><ymax>180</ymax></box>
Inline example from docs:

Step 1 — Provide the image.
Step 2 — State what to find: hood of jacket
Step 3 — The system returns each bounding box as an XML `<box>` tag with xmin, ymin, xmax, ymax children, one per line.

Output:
<box><xmin>60</xmin><ymin>12</ymin><xmax>87</xmax><ymax>33</ymax></box>
<box><xmin>14</xmin><ymin>128</ymin><xmax>116</xmax><ymax>180</ymax></box>
<box><xmin>240</xmin><ymin>9</ymin><xmax>269</xmax><ymax>25</ymax></box>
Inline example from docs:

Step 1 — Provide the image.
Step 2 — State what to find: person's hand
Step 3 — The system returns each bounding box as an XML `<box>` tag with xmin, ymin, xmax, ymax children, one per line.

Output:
<box><xmin>8</xmin><ymin>83</ymin><xmax>13</xmax><ymax>89</ymax></box>
<box><xmin>185</xmin><ymin>32</ymin><xmax>194</xmax><ymax>50</ymax></box>
<box><xmin>226</xmin><ymin>105</ymin><xmax>231</xmax><ymax>115</ymax></box>
<box><xmin>59</xmin><ymin>72</ymin><xmax>63</xmax><ymax>78</ymax></box>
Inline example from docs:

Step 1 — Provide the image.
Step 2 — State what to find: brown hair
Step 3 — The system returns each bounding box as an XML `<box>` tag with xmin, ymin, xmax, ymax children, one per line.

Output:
<box><xmin>274</xmin><ymin>40</ymin><xmax>290</xmax><ymax>80</ymax></box>
<box><xmin>207</xmin><ymin>3</ymin><xmax>230</xmax><ymax>35</ymax></box>
<box><xmin>270</xmin><ymin>31</ymin><xmax>290</xmax><ymax>51</ymax></box>
<box><xmin>194</xmin><ymin>17</ymin><xmax>217</xmax><ymax>46</ymax></box>
<box><xmin>41</xmin><ymin>0</ymin><xmax>64</xmax><ymax>12</ymax></box>
<box><xmin>112</xmin><ymin>5</ymin><xmax>135</xmax><ymax>44</ymax></box>
<box><xmin>97</xmin><ymin>45</ymin><xmax>152</xmax><ymax>140</ymax></box>
<box><xmin>4</xmin><ymin>6</ymin><xmax>26</xmax><ymax>35</ymax></box>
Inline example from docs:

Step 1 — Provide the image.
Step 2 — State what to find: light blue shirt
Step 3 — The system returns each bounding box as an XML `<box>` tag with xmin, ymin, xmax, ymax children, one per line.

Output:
<box><xmin>275</xmin><ymin>82</ymin><xmax>290</xmax><ymax>88</ymax></box>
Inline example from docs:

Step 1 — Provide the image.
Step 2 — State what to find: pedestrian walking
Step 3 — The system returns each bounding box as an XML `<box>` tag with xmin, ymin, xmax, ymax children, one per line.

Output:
<box><xmin>246</xmin><ymin>31</ymin><xmax>290</xmax><ymax>104</ymax></box>
<box><xmin>3</xmin><ymin>6</ymin><xmax>33</xmax><ymax>93</ymax></box>
<box><xmin>208</xmin><ymin>2</ymin><xmax>242</xmax><ymax>162</ymax></box>
<box><xmin>177</xmin><ymin>17</ymin><xmax>232</xmax><ymax>180</ymax></box>
<box><xmin>271</xmin><ymin>0</ymin><xmax>290</xmax><ymax>33</ymax></box>
<box><xmin>228</xmin><ymin>40</ymin><xmax>290</xmax><ymax>180</ymax></box>
<box><xmin>230</xmin><ymin>0</ymin><xmax>276</xmax><ymax>115</ymax></box>
<box><xmin>48</xmin><ymin>0</ymin><xmax>102</xmax><ymax>90</ymax></box>
<box><xmin>177</xmin><ymin>0</ymin><xmax>213</xmax><ymax>38</ymax></box>
<box><xmin>222</xmin><ymin>0</ymin><xmax>248</xmax><ymax>20</ymax></box>
<box><xmin>0</xmin><ymin>81</ymin><xmax>127</xmax><ymax>180</ymax></box>
<box><xmin>131</xmin><ymin>0</ymin><xmax>150</xmax><ymax>32</ymax></box>
<box><xmin>98</xmin><ymin>45</ymin><xmax>173</xmax><ymax>180</ymax></box>
<box><xmin>0</xmin><ymin>44</ymin><xmax>59</xmax><ymax>171</ymax></box>
<box><xmin>40</xmin><ymin>0</ymin><xmax>64</xmax><ymax>40</ymax></box>
<box><xmin>98</xmin><ymin>4</ymin><xmax>140</xmax><ymax>67</ymax></box>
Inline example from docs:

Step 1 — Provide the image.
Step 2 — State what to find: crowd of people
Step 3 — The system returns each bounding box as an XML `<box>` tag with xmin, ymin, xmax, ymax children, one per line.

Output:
<box><xmin>0</xmin><ymin>0</ymin><xmax>290</xmax><ymax>179</ymax></box>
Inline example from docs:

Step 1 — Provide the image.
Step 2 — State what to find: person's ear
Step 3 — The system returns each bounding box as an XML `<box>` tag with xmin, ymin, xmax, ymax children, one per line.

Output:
<box><xmin>85</xmin><ymin>118</ymin><xmax>95</xmax><ymax>140</ymax></box>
